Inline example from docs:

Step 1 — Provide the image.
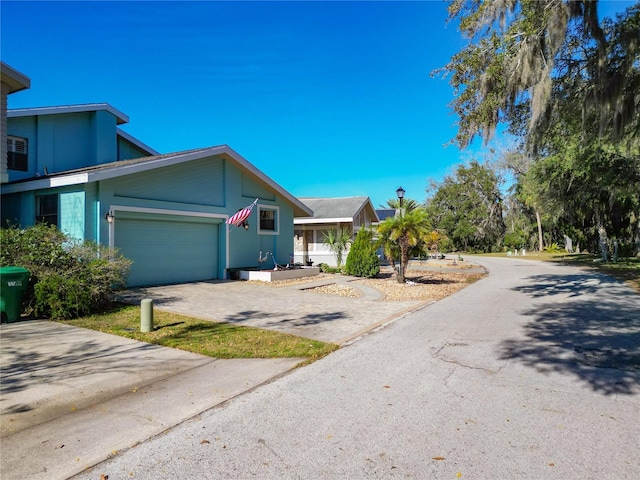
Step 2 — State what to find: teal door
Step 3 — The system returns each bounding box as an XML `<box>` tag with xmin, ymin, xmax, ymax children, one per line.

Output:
<box><xmin>115</xmin><ymin>213</ymin><xmax>220</xmax><ymax>287</ymax></box>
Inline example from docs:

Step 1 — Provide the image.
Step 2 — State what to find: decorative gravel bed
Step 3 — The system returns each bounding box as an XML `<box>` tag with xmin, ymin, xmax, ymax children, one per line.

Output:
<box><xmin>307</xmin><ymin>283</ymin><xmax>361</xmax><ymax>297</ymax></box>
<box><xmin>250</xmin><ymin>266</ymin><xmax>486</xmax><ymax>302</ymax></box>
<box><xmin>356</xmin><ymin>270</ymin><xmax>485</xmax><ymax>301</ymax></box>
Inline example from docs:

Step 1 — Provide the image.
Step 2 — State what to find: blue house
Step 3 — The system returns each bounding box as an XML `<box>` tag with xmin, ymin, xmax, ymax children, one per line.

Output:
<box><xmin>0</xmin><ymin>63</ymin><xmax>312</xmax><ymax>286</ymax></box>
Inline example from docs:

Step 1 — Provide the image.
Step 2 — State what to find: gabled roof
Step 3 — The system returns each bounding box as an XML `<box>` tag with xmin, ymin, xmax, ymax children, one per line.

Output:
<box><xmin>116</xmin><ymin>128</ymin><xmax>160</xmax><ymax>156</ymax></box>
<box><xmin>0</xmin><ymin>145</ymin><xmax>313</xmax><ymax>217</ymax></box>
<box><xmin>8</xmin><ymin>103</ymin><xmax>129</xmax><ymax>125</ymax></box>
<box><xmin>295</xmin><ymin>196</ymin><xmax>379</xmax><ymax>224</ymax></box>
<box><xmin>1</xmin><ymin>62</ymin><xmax>31</xmax><ymax>94</ymax></box>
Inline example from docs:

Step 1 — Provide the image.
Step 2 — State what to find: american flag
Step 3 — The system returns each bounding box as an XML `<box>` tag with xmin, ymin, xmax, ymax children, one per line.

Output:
<box><xmin>226</xmin><ymin>198</ymin><xmax>258</xmax><ymax>227</ymax></box>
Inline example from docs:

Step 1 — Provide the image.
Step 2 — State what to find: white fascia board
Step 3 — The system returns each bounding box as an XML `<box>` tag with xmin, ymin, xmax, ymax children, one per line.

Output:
<box><xmin>368</xmin><ymin>200</ymin><xmax>381</xmax><ymax>222</ymax></box>
<box><xmin>294</xmin><ymin>217</ymin><xmax>353</xmax><ymax>225</ymax></box>
<box><xmin>221</xmin><ymin>146</ymin><xmax>313</xmax><ymax>217</ymax></box>
<box><xmin>354</xmin><ymin>200</ymin><xmax>380</xmax><ymax>223</ymax></box>
<box><xmin>8</xmin><ymin>103</ymin><xmax>129</xmax><ymax>124</ymax></box>
<box><xmin>116</xmin><ymin>128</ymin><xmax>160</xmax><ymax>155</ymax></box>
<box><xmin>0</xmin><ymin>173</ymin><xmax>89</xmax><ymax>194</ymax></box>
<box><xmin>1</xmin><ymin>62</ymin><xmax>31</xmax><ymax>92</ymax></box>
<box><xmin>110</xmin><ymin>204</ymin><xmax>227</xmax><ymax>220</ymax></box>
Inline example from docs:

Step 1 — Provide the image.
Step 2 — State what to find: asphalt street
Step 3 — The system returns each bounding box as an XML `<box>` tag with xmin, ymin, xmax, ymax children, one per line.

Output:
<box><xmin>74</xmin><ymin>256</ymin><xmax>640</xmax><ymax>479</ymax></box>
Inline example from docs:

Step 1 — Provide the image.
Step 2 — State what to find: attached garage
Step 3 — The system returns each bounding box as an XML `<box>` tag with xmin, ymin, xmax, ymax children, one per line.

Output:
<box><xmin>2</xmin><ymin>144</ymin><xmax>314</xmax><ymax>288</ymax></box>
<box><xmin>114</xmin><ymin>211</ymin><xmax>221</xmax><ymax>287</ymax></box>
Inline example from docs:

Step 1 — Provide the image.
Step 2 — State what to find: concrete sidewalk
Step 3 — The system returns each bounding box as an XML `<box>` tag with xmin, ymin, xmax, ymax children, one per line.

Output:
<box><xmin>0</xmin><ymin>321</ymin><xmax>301</xmax><ymax>480</ymax></box>
<box><xmin>0</xmin><ymin>272</ymin><xmax>431</xmax><ymax>480</ymax></box>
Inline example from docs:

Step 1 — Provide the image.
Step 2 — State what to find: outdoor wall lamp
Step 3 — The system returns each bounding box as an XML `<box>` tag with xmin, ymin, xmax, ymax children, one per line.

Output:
<box><xmin>105</xmin><ymin>211</ymin><xmax>115</xmax><ymax>224</ymax></box>
<box><xmin>242</xmin><ymin>221</ymin><xmax>249</xmax><ymax>231</ymax></box>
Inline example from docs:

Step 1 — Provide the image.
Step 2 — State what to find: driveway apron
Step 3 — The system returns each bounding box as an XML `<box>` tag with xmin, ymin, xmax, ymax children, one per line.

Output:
<box><xmin>119</xmin><ymin>275</ymin><xmax>427</xmax><ymax>345</ymax></box>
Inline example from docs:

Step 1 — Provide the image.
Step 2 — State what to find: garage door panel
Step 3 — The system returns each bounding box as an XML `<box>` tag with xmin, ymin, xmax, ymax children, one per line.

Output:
<box><xmin>116</xmin><ymin>216</ymin><xmax>219</xmax><ymax>287</ymax></box>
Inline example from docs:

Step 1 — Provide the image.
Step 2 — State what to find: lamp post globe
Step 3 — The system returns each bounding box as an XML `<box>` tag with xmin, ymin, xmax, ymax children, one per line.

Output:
<box><xmin>396</xmin><ymin>186</ymin><xmax>405</xmax><ymax>209</ymax></box>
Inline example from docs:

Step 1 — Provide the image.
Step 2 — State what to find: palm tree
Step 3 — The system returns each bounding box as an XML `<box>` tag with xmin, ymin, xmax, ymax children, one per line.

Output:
<box><xmin>376</xmin><ymin>226</ymin><xmax>400</xmax><ymax>271</ymax></box>
<box><xmin>376</xmin><ymin>208</ymin><xmax>430</xmax><ymax>283</ymax></box>
<box><xmin>424</xmin><ymin>230</ymin><xmax>447</xmax><ymax>258</ymax></box>
<box><xmin>380</xmin><ymin>198</ymin><xmax>420</xmax><ymax>213</ymax></box>
<box><xmin>322</xmin><ymin>228</ymin><xmax>352</xmax><ymax>268</ymax></box>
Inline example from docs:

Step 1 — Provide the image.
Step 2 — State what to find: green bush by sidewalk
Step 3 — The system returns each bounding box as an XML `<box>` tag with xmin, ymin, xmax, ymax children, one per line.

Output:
<box><xmin>0</xmin><ymin>224</ymin><xmax>131</xmax><ymax>319</ymax></box>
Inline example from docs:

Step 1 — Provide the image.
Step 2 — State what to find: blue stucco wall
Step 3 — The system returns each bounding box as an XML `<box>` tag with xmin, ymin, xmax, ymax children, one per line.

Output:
<box><xmin>5</xmin><ymin>116</ymin><xmax>37</xmax><ymax>179</ymax></box>
<box><xmin>0</xmin><ymin>186</ymin><xmax>86</xmax><ymax>240</ymax></box>
<box><xmin>0</xmin><ymin>192</ymin><xmax>28</xmax><ymax>226</ymax></box>
<box><xmin>7</xmin><ymin>110</ymin><xmax>119</xmax><ymax>182</ymax></box>
<box><xmin>112</xmin><ymin>157</ymin><xmax>225</xmax><ymax>206</ymax></box>
<box><xmin>84</xmin><ymin>182</ymin><xmax>99</xmax><ymax>242</ymax></box>
<box><xmin>91</xmin><ymin>110</ymin><xmax>118</xmax><ymax>165</ymax></box>
<box><xmin>117</xmin><ymin>136</ymin><xmax>149</xmax><ymax>161</ymax></box>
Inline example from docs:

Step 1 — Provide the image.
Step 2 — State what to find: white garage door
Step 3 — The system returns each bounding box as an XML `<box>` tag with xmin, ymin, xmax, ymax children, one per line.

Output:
<box><xmin>115</xmin><ymin>213</ymin><xmax>220</xmax><ymax>287</ymax></box>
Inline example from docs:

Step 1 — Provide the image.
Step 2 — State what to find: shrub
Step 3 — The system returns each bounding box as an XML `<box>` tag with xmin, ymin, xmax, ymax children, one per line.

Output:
<box><xmin>318</xmin><ymin>263</ymin><xmax>342</xmax><ymax>274</ymax></box>
<box><xmin>344</xmin><ymin>228</ymin><xmax>380</xmax><ymax>278</ymax></box>
<box><xmin>544</xmin><ymin>242</ymin><xmax>564</xmax><ymax>253</ymax></box>
<box><xmin>34</xmin><ymin>274</ymin><xmax>94</xmax><ymax>320</ymax></box>
<box><xmin>0</xmin><ymin>224</ymin><xmax>131</xmax><ymax>320</ymax></box>
<box><xmin>1</xmin><ymin>223</ymin><xmax>73</xmax><ymax>275</ymax></box>
<box><xmin>321</xmin><ymin>228</ymin><xmax>352</xmax><ymax>267</ymax></box>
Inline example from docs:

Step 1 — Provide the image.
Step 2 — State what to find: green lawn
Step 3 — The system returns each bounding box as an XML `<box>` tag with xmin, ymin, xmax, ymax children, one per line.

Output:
<box><xmin>549</xmin><ymin>254</ymin><xmax>639</xmax><ymax>293</ymax></box>
<box><xmin>58</xmin><ymin>304</ymin><xmax>338</xmax><ymax>362</ymax></box>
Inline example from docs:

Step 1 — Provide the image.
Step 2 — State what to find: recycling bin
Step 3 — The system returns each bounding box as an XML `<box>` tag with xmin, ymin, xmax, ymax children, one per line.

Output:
<box><xmin>0</xmin><ymin>266</ymin><xmax>30</xmax><ymax>323</ymax></box>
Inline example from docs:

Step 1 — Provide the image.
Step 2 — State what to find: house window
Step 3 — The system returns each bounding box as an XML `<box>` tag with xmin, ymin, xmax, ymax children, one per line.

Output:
<box><xmin>258</xmin><ymin>205</ymin><xmax>279</xmax><ymax>234</ymax></box>
<box><xmin>36</xmin><ymin>194</ymin><xmax>59</xmax><ymax>226</ymax></box>
<box><xmin>7</xmin><ymin>136</ymin><xmax>28</xmax><ymax>171</ymax></box>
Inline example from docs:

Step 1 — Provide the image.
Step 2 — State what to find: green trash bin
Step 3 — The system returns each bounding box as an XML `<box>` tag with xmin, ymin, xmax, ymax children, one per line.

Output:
<box><xmin>0</xmin><ymin>266</ymin><xmax>31</xmax><ymax>323</ymax></box>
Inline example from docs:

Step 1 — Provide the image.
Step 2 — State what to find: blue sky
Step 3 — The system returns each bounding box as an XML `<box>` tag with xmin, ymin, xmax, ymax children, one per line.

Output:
<box><xmin>1</xmin><ymin>1</ymin><xmax>632</xmax><ymax>209</ymax></box>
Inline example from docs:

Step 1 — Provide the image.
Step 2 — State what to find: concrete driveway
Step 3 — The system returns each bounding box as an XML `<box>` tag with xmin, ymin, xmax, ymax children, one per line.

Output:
<box><xmin>119</xmin><ymin>274</ymin><xmax>428</xmax><ymax>345</ymax></box>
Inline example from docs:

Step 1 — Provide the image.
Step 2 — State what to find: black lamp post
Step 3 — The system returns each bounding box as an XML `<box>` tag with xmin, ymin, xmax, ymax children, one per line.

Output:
<box><xmin>396</xmin><ymin>186</ymin><xmax>406</xmax><ymax>283</ymax></box>
<box><xmin>396</xmin><ymin>186</ymin><xmax>405</xmax><ymax>210</ymax></box>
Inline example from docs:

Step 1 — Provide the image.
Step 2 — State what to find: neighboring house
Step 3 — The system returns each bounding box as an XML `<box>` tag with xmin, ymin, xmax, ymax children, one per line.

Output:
<box><xmin>294</xmin><ymin>196</ymin><xmax>379</xmax><ymax>267</ymax></box>
<box><xmin>375</xmin><ymin>208</ymin><xmax>396</xmax><ymax>224</ymax></box>
<box><xmin>0</xmin><ymin>66</ymin><xmax>312</xmax><ymax>286</ymax></box>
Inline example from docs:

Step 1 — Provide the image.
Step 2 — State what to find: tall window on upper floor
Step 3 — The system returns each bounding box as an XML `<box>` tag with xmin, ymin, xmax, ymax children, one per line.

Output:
<box><xmin>7</xmin><ymin>136</ymin><xmax>28</xmax><ymax>171</ymax></box>
<box><xmin>36</xmin><ymin>194</ymin><xmax>59</xmax><ymax>226</ymax></box>
<box><xmin>258</xmin><ymin>205</ymin><xmax>279</xmax><ymax>235</ymax></box>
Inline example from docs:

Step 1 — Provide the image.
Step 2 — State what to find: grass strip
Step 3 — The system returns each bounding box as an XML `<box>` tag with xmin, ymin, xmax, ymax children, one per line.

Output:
<box><xmin>58</xmin><ymin>303</ymin><xmax>339</xmax><ymax>361</ymax></box>
<box><xmin>549</xmin><ymin>254</ymin><xmax>639</xmax><ymax>293</ymax></box>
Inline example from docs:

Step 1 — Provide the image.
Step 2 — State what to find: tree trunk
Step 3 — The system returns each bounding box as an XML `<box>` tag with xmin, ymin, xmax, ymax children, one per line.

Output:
<box><xmin>396</xmin><ymin>235</ymin><xmax>409</xmax><ymax>284</ymax></box>
<box><xmin>635</xmin><ymin>217</ymin><xmax>640</xmax><ymax>256</ymax></box>
<box><xmin>535</xmin><ymin>209</ymin><xmax>544</xmax><ymax>252</ymax></box>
